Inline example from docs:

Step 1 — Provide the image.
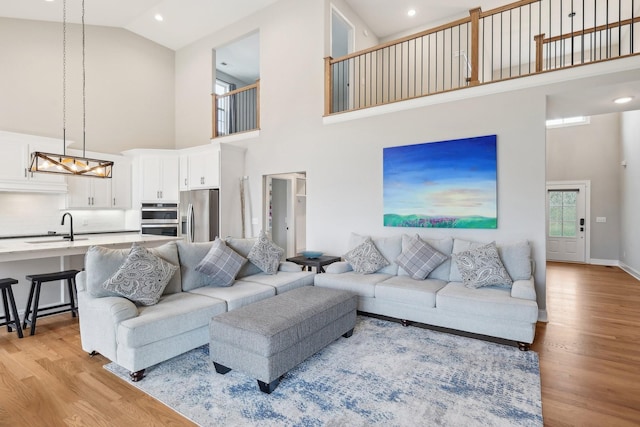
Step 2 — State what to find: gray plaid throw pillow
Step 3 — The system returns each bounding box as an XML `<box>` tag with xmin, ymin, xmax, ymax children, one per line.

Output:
<box><xmin>396</xmin><ymin>235</ymin><xmax>448</xmax><ymax>280</ymax></box>
<box><xmin>195</xmin><ymin>237</ymin><xmax>247</xmax><ymax>286</ymax></box>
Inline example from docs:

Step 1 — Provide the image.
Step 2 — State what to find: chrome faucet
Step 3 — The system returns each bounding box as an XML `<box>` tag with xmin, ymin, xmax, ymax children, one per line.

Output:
<box><xmin>61</xmin><ymin>212</ymin><xmax>74</xmax><ymax>241</ymax></box>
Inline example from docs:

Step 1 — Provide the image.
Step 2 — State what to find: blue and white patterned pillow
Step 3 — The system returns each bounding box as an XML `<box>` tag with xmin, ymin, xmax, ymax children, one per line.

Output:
<box><xmin>396</xmin><ymin>235</ymin><xmax>448</xmax><ymax>280</ymax></box>
<box><xmin>102</xmin><ymin>245</ymin><xmax>178</xmax><ymax>306</ymax></box>
<box><xmin>195</xmin><ymin>237</ymin><xmax>247</xmax><ymax>287</ymax></box>
<box><xmin>452</xmin><ymin>242</ymin><xmax>513</xmax><ymax>288</ymax></box>
<box><xmin>343</xmin><ymin>237</ymin><xmax>389</xmax><ymax>274</ymax></box>
<box><xmin>248</xmin><ymin>230</ymin><xmax>284</xmax><ymax>275</ymax></box>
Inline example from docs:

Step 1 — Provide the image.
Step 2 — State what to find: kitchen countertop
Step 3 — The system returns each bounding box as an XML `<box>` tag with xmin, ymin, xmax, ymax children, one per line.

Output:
<box><xmin>0</xmin><ymin>233</ymin><xmax>182</xmax><ymax>262</ymax></box>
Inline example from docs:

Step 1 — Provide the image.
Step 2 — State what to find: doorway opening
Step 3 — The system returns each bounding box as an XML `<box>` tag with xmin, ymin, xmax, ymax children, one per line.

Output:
<box><xmin>263</xmin><ymin>172</ymin><xmax>306</xmax><ymax>258</ymax></box>
<box><xmin>546</xmin><ymin>181</ymin><xmax>590</xmax><ymax>263</ymax></box>
<box><xmin>330</xmin><ymin>5</ymin><xmax>354</xmax><ymax>112</ymax></box>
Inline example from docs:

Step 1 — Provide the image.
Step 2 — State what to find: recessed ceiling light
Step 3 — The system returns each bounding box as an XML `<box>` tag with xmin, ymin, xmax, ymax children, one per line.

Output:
<box><xmin>614</xmin><ymin>96</ymin><xmax>633</xmax><ymax>104</ymax></box>
<box><xmin>407</xmin><ymin>9</ymin><xmax>416</xmax><ymax>17</ymax></box>
<box><xmin>45</xmin><ymin>0</ymin><xmax>55</xmax><ymax>2</ymax></box>
<box><xmin>154</xmin><ymin>13</ymin><xmax>164</xmax><ymax>22</ymax></box>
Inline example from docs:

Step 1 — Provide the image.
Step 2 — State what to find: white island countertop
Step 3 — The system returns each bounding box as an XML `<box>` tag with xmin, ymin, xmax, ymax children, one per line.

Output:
<box><xmin>0</xmin><ymin>233</ymin><xmax>181</xmax><ymax>262</ymax></box>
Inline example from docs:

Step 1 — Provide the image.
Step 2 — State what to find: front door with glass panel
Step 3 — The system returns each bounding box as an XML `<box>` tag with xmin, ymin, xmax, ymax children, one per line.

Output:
<box><xmin>546</xmin><ymin>184</ymin><xmax>587</xmax><ymax>262</ymax></box>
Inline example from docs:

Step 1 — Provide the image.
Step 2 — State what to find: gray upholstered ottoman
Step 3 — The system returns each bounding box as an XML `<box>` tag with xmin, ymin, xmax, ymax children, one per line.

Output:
<box><xmin>209</xmin><ymin>286</ymin><xmax>357</xmax><ymax>393</ymax></box>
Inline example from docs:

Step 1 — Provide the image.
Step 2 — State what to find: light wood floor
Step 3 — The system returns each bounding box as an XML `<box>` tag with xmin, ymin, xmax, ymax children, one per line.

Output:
<box><xmin>1</xmin><ymin>262</ymin><xmax>639</xmax><ymax>426</ymax></box>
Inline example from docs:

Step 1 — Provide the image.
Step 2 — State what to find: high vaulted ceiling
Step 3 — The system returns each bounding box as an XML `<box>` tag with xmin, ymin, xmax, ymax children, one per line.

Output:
<box><xmin>0</xmin><ymin>0</ymin><xmax>511</xmax><ymax>50</ymax></box>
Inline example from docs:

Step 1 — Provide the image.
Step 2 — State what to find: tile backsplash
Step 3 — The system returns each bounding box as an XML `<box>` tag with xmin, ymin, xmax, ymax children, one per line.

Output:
<box><xmin>0</xmin><ymin>192</ymin><xmax>130</xmax><ymax>237</ymax></box>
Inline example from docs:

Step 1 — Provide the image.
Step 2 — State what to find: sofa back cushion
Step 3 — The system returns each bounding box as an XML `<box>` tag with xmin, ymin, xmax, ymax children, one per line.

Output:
<box><xmin>224</xmin><ymin>237</ymin><xmax>263</xmax><ymax>279</ymax></box>
<box><xmin>84</xmin><ymin>241</ymin><xmax>182</xmax><ymax>298</ymax></box>
<box><xmin>398</xmin><ymin>235</ymin><xmax>453</xmax><ymax>281</ymax></box>
<box><xmin>348</xmin><ymin>233</ymin><xmax>401</xmax><ymax>275</ymax></box>
<box><xmin>449</xmin><ymin>238</ymin><xmax>531</xmax><ymax>282</ymax></box>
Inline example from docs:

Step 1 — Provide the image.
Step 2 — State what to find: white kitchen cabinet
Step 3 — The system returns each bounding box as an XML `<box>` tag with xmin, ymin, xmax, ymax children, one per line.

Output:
<box><xmin>0</xmin><ymin>131</ymin><xmax>67</xmax><ymax>193</ymax></box>
<box><xmin>111</xmin><ymin>158</ymin><xmax>131</xmax><ymax>209</ymax></box>
<box><xmin>66</xmin><ymin>177</ymin><xmax>112</xmax><ymax>208</ymax></box>
<box><xmin>179</xmin><ymin>155</ymin><xmax>189</xmax><ymax>191</ymax></box>
<box><xmin>140</xmin><ymin>156</ymin><xmax>179</xmax><ymax>202</ymax></box>
<box><xmin>179</xmin><ymin>146</ymin><xmax>220</xmax><ymax>191</ymax></box>
<box><xmin>188</xmin><ymin>148</ymin><xmax>220</xmax><ymax>189</ymax></box>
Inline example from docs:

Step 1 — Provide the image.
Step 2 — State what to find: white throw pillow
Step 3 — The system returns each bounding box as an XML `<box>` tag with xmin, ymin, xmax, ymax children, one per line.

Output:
<box><xmin>103</xmin><ymin>245</ymin><xmax>178</xmax><ymax>306</ymax></box>
<box><xmin>195</xmin><ymin>237</ymin><xmax>247</xmax><ymax>287</ymax></box>
<box><xmin>395</xmin><ymin>235</ymin><xmax>448</xmax><ymax>280</ymax></box>
<box><xmin>248</xmin><ymin>230</ymin><xmax>285</xmax><ymax>275</ymax></box>
<box><xmin>452</xmin><ymin>242</ymin><xmax>513</xmax><ymax>289</ymax></box>
<box><xmin>343</xmin><ymin>237</ymin><xmax>389</xmax><ymax>274</ymax></box>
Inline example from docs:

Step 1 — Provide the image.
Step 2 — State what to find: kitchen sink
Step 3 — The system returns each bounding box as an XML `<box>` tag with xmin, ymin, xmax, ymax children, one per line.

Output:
<box><xmin>27</xmin><ymin>238</ymin><xmax>89</xmax><ymax>244</ymax></box>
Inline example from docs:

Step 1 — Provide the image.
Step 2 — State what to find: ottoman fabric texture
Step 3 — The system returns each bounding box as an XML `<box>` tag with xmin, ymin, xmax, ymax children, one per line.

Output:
<box><xmin>209</xmin><ymin>286</ymin><xmax>357</xmax><ymax>386</ymax></box>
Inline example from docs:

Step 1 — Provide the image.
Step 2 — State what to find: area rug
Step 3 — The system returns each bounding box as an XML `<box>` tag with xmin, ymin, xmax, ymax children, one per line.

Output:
<box><xmin>104</xmin><ymin>316</ymin><xmax>543</xmax><ymax>426</ymax></box>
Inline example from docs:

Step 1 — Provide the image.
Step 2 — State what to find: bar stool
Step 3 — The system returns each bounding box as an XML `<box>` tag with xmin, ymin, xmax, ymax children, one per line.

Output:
<box><xmin>0</xmin><ymin>278</ymin><xmax>23</xmax><ymax>339</ymax></box>
<box><xmin>22</xmin><ymin>269</ymin><xmax>80</xmax><ymax>336</ymax></box>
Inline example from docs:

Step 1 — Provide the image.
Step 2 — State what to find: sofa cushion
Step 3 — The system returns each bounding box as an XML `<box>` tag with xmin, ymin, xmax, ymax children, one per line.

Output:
<box><xmin>103</xmin><ymin>245</ymin><xmax>178</xmax><ymax>306</ymax></box>
<box><xmin>314</xmin><ymin>271</ymin><xmax>391</xmax><ymax>297</ymax></box>
<box><xmin>453</xmin><ymin>242</ymin><xmax>513</xmax><ymax>289</ymax></box>
<box><xmin>375</xmin><ymin>276</ymin><xmax>447</xmax><ymax>308</ymax></box>
<box><xmin>117</xmin><ymin>292</ymin><xmax>227</xmax><ymax>348</ymax></box>
<box><xmin>85</xmin><ymin>242</ymin><xmax>182</xmax><ymax>298</ymax></box>
<box><xmin>188</xmin><ymin>281</ymin><xmax>275</xmax><ymax>311</ymax></box>
<box><xmin>343</xmin><ymin>237</ymin><xmax>390</xmax><ymax>274</ymax></box>
<box><xmin>398</xmin><ymin>235</ymin><xmax>453</xmax><ymax>281</ymax></box>
<box><xmin>225</xmin><ymin>237</ymin><xmax>263</xmax><ymax>279</ymax></box>
<box><xmin>436</xmin><ymin>282</ymin><xmax>538</xmax><ymax>323</ymax></box>
<box><xmin>349</xmin><ymin>233</ymin><xmax>401</xmax><ymax>275</ymax></box>
<box><xmin>195</xmin><ymin>237</ymin><xmax>247</xmax><ymax>287</ymax></box>
<box><xmin>395</xmin><ymin>235</ymin><xmax>448</xmax><ymax>280</ymax></box>
<box><xmin>450</xmin><ymin>239</ymin><xmax>531</xmax><ymax>282</ymax></box>
<box><xmin>498</xmin><ymin>240</ymin><xmax>532</xmax><ymax>280</ymax></box>
<box><xmin>177</xmin><ymin>240</ymin><xmax>225</xmax><ymax>291</ymax></box>
<box><xmin>239</xmin><ymin>271</ymin><xmax>315</xmax><ymax>294</ymax></box>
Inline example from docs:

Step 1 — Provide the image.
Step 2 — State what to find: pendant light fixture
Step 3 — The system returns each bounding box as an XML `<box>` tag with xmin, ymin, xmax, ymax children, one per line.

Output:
<box><xmin>30</xmin><ymin>0</ymin><xmax>113</xmax><ymax>178</ymax></box>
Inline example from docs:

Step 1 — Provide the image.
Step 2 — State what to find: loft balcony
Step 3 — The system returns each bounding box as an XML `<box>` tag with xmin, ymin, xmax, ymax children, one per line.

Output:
<box><xmin>324</xmin><ymin>0</ymin><xmax>640</xmax><ymax>116</ymax></box>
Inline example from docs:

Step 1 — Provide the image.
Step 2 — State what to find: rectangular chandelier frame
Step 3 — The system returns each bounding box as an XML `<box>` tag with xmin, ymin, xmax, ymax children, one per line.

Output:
<box><xmin>30</xmin><ymin>151</ymin><xmax>113</xmax><ymax>178</ymax></box>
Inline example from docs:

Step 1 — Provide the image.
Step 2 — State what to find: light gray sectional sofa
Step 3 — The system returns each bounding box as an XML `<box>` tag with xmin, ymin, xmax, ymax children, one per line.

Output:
<box><xmin>77</xmin><ymin>237</ymin><xmax>315</xmax><ymax>381</ymax></box>
<box><xmin>314</xmin><ymin>233</ymin><xmax>539</xmax><ymax>348</ymax></box>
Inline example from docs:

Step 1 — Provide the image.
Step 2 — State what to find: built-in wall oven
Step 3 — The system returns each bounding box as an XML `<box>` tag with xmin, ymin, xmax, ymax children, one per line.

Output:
<box><xmin>141</xmin><ymin>203</ymin><xmax>179</xmax><ymax>236</ymax></box>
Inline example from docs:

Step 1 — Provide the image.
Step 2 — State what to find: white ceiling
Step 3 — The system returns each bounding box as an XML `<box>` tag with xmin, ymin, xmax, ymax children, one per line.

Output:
<box><xmin>2</xmin><ymin>0</ymin><xmax>638</xmax><ymax>117</ymax></box>
<box><xmin>0</xmin><ymin>0</ymin><xmax>279</xmax><ymax>51</ymax></box>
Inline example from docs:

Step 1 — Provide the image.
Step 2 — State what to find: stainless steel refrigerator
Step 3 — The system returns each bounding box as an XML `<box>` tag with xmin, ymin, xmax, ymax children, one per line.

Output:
<box><xmin>180</xmin><ymin>189</ymin><xmax>220</xmax><ymax>242</ymax></box>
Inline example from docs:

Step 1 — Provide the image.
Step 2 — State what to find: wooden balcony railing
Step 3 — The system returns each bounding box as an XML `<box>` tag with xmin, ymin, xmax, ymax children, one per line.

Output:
<box><xmin>212</xmin><ymin>80</ymin><xmax>260</xmax><ymax>138</ymax></box>
<box><xmin>325</xmin><ymin>0</ymin><xmax>640</xmax><ymax>115</ymax></box>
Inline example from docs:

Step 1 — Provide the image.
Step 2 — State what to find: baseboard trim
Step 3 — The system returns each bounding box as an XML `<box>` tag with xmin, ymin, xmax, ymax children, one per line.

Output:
<box><xmin>619</xmin><ymin>262</ymin><xmax>640</xmax><ymax>281</ymax></box>
<box><xmin>589</xmin><ymin>258</ymin><xmax>619</xmax><ymax>266</ymax></box>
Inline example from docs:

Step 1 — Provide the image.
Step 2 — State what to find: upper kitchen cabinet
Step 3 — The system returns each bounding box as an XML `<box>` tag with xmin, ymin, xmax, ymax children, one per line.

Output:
<box><xmin>122</xmin><ymin>150</ymin><xmax>179</xmax><ymax>204</ymax></box>
<box><xmin>185</xmin><ymin>146</ymin><xmax>220</xmax><ymax>190</ymax></box>
<box><xmin>64</xmin><ymin>154</ymin><xmax>131</xmax><ymax>209</ymax></box>
<box><xmin>179</xmin><ymin>155</ymin><xmax>189</xmax><ymax>191</ymax></box>
<box><xmin>0</xmin><ymin>131</ymin><xmax>68</xmax><ymax>193</ymax></box>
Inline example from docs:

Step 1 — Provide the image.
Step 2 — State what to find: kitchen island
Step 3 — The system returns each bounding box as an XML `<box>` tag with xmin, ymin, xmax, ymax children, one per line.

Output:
<box><xmin>0</xmin><ymin>233</ymin><xmax>181</xmax><ymax>319</ymax></box>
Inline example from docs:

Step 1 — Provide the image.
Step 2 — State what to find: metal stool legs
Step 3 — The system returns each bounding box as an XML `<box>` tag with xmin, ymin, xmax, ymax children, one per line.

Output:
<box><xmin>0</xmin><ymin>278</ymin><xmax>23</xmax><ymax>339</ymax></box>
<box><xmin>22</xmin><ymin>270</ymin><xmax>79</xmax><ymax>336</ymax></box>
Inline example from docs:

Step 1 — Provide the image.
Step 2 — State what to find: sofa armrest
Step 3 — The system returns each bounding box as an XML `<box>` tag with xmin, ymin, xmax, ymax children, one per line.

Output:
<box><xmin>511</xmin><ymin>277</ymin><xmax>536</xmax><ymax>301</ymax></box>
<box><xmin>279</xmin><ymin>261</ymin><xmax>303</xmax><ymax>272</ymax></box>
<box><xmin>325</xmin><ymin>261</ymin><xmax>352</xmax><ymax>274</ymax></box>
<box><xmin>77</xmin><ymin>285</ymin><xmax>138</xmax><ymax>361</ymax></box>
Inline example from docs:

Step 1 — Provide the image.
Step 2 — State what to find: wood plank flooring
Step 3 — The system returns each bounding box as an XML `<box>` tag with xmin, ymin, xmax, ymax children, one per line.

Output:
<box><xmin>0</xmin><ymin>262</ymin><xmax>638</xmax><ymax>426</ymax></box>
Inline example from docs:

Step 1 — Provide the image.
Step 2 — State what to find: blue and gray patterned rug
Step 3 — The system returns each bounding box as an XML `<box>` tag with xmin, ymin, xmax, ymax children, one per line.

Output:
<box><xmin>104</xmin><ymin>316</ymin><xmax>543</xmax><ymax>426</ymax></box>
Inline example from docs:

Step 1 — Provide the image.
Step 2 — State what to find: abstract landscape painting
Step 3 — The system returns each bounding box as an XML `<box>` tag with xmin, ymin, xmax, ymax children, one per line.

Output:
<box><xmin>383</xmin><ymin>135</ymin><xmax>497</xmax><ymax>229</ymax></box>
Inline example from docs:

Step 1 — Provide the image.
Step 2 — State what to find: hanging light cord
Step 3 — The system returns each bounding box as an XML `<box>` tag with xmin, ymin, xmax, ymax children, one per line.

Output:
<box><xmin>82</xmin><ymin>0</ymin><xmax>86</xmax><ymax>159</ymax></box>
<box><xmin>62</xmin><ymin>0</ymin><xmax>67</xmax><ymax>156</ymax></box>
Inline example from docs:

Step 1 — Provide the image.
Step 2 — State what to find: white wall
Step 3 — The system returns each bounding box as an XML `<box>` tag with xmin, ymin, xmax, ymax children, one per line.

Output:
<box><xmin>620</xmin><ymin>110</ymin><xmax>640</xmax><ymax>276</ymax></box>
<box><xmin>0</xmin><ymin>18</ymin><xmax>175</xmax><ymax>153</ymax></box>
<box><xmin>174</xmin><ymin>0</ymin><xmax>548</xmax><ymax>313</ymax></box>
<box><xmin>546</xmin><ymin>113</ymin><xmax>622</xmax><ymax>261</ymax></box>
